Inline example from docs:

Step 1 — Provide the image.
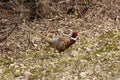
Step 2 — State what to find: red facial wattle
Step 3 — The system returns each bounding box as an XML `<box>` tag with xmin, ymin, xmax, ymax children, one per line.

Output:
<box><xmin>73</xmin><ymin>32</ymin><xmax>78</xmax><ymax>37</ymax></box>
<box><xmin>72</xmin><ymin>32</ymin><xmax>78</xmax><ymax>38</ymax></box>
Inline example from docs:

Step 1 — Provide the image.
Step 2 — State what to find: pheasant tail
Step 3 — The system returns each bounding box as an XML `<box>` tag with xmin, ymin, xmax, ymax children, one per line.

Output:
<box><xmin>23</xmin><ymin>26</ymin><xmax>52</xmax><ymax>43</ymax></box>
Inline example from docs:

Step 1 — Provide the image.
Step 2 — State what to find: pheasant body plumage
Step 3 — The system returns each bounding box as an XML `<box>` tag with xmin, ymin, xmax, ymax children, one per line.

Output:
<box><xmin>49</xmin><ymin>37</ymin><xmax>76</xmax><ymax>52</ymax></box>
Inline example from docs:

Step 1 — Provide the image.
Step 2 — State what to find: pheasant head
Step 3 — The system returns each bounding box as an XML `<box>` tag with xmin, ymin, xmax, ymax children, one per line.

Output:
<box><xmin>71</xmin><ymin>31</ymin><xmax>78</xmax><ymax>40</ymax></box>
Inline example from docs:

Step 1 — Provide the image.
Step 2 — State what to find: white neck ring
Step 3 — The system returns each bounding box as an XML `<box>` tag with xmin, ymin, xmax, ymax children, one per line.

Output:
<box><xmin>71</xmin><ymin>37</ymin><xmax>77</xmax><ymax>40</ymax></box>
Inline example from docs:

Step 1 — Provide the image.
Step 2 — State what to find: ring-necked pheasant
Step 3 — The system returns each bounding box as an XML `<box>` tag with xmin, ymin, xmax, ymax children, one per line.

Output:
<box><xmin>23</xmin><ymin>26</ymin><xmax>78</xmax><ymax>52</ymax></box>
